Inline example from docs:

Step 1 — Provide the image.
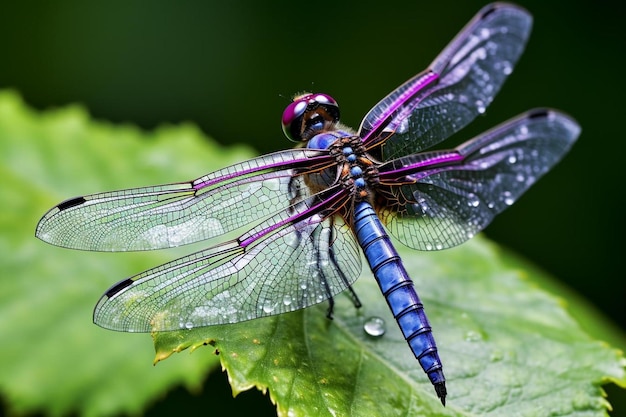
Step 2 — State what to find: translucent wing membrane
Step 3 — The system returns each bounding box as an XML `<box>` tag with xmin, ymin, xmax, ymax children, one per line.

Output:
<box><xmin>36</xmin><ymin>149</ymin><xmax>329</xmax><ymax>251</ymax></box>
<box><xmin>377</xmin><ymin>109</ymin><xmax>580</xmax><ymax>250</ymax></box>
<box><xmin>359</xmin><ymin>3</ymin><xmax>532</xmax><ymax>161</ymax></box>
<box><xmin>93</xmin><ymin>187</ymin><xmax>361</xmax><ymax>332</ymax></box>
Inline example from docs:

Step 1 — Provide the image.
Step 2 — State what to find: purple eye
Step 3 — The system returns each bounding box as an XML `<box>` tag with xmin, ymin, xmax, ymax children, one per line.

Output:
<box><xmin>281</xmin><ymin>93</ymin><xmax>339</xmax><ymax>142</ymax></box>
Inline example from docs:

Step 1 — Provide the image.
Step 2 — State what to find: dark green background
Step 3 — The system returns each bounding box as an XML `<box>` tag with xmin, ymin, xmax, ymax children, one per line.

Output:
<box><xmin>1</xmin><ymin>0</ymin><xmax>623</xmax><ymax>415</ymax></box>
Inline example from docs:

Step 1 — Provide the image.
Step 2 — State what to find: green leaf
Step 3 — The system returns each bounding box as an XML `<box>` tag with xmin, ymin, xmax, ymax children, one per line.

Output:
<box><xmin>0</xmin><ymin>90</ymin><xmax>254</xmax><ymax>416</ymax></box>
<box><xmin>1</xmin><ymin>89</ymin><xmax>624</xmax><ymax>416</ymax></box>
<box><xmin>155</xmin><ymin>239</ymin><xmax>626</xmax><ymax>416</ymax></box>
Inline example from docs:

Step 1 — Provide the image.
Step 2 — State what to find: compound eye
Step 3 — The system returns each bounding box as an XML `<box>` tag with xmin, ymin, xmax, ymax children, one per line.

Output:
<box><xmin>281</xmin><ymin>93</ymin><xmax>339</xmax><ymax>142</ymax></box>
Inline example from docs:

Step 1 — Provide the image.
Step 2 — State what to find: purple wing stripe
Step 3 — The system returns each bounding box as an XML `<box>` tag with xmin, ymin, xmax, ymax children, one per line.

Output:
<box><xmin>379</xmin><ymin>151</ymin><xmax>464</xmax><ymax>180</ymax></box>
<box><xmin>359</xmin><ymin>71</ymin><xmax>439</xmax><ymax>145</ymax></box>
<box><xmin>358</xmin><ymin>3</ymin><xmax>532</xmax><ymax>160</ymax></box>
<box><xmin>193</xmin><ymin>148</ymin><xmax>326</xmax><ymax>190</ymax></box>
<box><xmin>375</xmin><ymin>109</ymin><xmax>580</xmax><ymax>253</ymax></box>
<box><xmin>239</xmin><ymin>186</ymin><xmax>347</xmax><ymax>248</ymax></box>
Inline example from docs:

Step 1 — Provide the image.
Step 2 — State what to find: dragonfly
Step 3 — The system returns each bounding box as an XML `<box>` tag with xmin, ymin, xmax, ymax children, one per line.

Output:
<box><xmin>36</xmin><ymin>2</ymin><xmax>580</xmax><ymax>406</ymax></box>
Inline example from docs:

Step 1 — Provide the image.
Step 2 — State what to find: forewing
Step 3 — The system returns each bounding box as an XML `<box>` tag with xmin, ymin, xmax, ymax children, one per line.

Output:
<box><xmin>36</xmin><ymin>148</ymin><xmax>329</xmax><ymax>251</ymax></box>
<box><xmin>376</xmin><ymin>109</ymin><xmax>580</xmax><ymax>250</ymax></box>
<box><xmin>359</xmin><ymin>3</ymin><xmax>532</xmax><ymax>160</ymax></box>
<box><xmin>93</xmin><ymin>189</ymin><xmax>362</xmax><ymax>332</ymax></box>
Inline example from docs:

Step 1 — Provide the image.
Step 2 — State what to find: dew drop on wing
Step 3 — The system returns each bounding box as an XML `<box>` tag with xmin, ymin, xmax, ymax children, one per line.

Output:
<box><xmin>262</xmin><ymin>300</ymin><xmax>276</xmax><ymax>314</ymax></box>
<box><xmin>502</xmin><ymin>191</ymin><xmax>514</xmax><ymax>206</ymax></box>
<box><xmin>467</xmin><ymin>193</ymin><xmax>480</xmax><ymax>207</ymax></box>
<box><xmin>475</xmin><ymin>100</ymin><xmax>486</xmax><ymax>114</ymax></box>
<box><xmin>282</xmin><ymin>295</ymin><xmax>292</xmax><ymax>306</ymax></box>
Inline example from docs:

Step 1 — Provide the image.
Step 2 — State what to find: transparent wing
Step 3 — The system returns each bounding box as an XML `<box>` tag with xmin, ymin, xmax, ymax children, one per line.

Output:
<box><xmin>376</xmin><ymin>109</ymin><xmax>580</xmax><ymax>250</ymax></box>
<box><xmin>359</xmin><ymin>3</ymin><xmax>532</xmax><ymax>160</ymax></box>
<box><xmin>93</xmin><ymin>187</ymin><xmax>362</xmax><ymax>332</ymax></box>
<box><xmin>36</xmin><ymin>148</ymin><xmax>331</xmax><ymax>251</ymax></box>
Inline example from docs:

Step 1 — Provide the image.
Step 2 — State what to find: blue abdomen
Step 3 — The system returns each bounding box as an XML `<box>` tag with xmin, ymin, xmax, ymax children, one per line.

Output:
<box><xmin>353</xmin><ymin>201</ymin><xmax>446</xmax><ymax>393</ymax></box>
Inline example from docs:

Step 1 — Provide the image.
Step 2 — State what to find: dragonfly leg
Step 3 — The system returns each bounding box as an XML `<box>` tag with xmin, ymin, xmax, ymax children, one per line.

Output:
<box><xmin>345</xmin><ymin>285</ymin><xmax>362</xmax><ymax>308</ymax></box>
<box><xmin>324</xmin><ymin>285</ymin><xmax>362</xmax><ymax>320</ymax></box>
<box><xmin>325</xmin><ymin>296</ymin><xmax>335</xmax><ymax>320</ymax></box>
<box><xmin>324</xmin><ymin>232</ymin><xmax>363</xmax><ymax>320</ymax></box>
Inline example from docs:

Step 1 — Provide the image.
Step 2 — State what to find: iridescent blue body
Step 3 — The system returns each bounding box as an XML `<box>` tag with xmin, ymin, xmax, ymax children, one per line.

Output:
<box><xmin>305</xmin><ymin>130</ymin><xmax>446</xmax><ymax>396</ymax></box>
<box><xmin>354</xmin><ymin>201</ymin><xmax>445</xmax><ymax>394</ymax></box>
<box><xmin>35</xmin><ymin>3</ymin><xmax>581</xmax><ymax>405</ymax></box>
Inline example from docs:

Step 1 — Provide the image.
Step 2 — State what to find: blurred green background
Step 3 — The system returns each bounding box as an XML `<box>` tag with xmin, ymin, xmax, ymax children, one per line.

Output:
<box><xmin>0</xmin><ymin>0</ymin><xmax>623</xmax><ymax>415</ymax></box>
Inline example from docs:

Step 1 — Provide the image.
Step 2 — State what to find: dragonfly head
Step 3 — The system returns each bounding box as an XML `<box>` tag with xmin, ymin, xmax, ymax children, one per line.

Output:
<box><xmin>282</xmin><ymin>93</ymin><xmax>340</xmax><ymax>142</ymax></box>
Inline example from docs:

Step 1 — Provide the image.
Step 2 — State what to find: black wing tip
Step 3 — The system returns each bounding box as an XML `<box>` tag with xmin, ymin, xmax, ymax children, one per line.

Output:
<box><xmin>104</xmin><ymin>278</ymin><xmax>134</xmax><ymax>298</ymax></box>
<box><xmin>526</xmin><ymin>107</ymin><xmax>575</xmax><ymax>121</ymax></box>
<box><xmin>57</xmin><ymin>196</ymin><xmax>87</xmax><ymax>211</ymax></box>
<box><xmin>481</xmin><ymin>2</ymin><xmax>529</xmax><ymax>17</ymax></box>
<box><xmin>35</xmin><ymin>196</ymin><xmax>87</xmax><ymax>241</ymax></box>
<box><xmin>92</xmin><ymin>278</ymin><xmax>135</xmax><ymax>330</ymax></box>
<box><xmin>526</xmin><ymin>108</ymin><xmax>581</xmax><ymax>134</ymax></box>
<box><xmin>434</xmin><ymin>382</ymin><xmax>447</xmax><ymax>406</ymax></box>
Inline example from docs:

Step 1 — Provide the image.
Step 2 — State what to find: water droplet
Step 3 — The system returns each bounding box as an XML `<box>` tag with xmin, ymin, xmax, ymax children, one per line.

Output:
<box><xmin>414</xmin><ymin>197</ymin><xmax>430</xmax><ymax>217</ymax></box>
<box><xmin>476</xmin><ymin>100</ymin><xmax>486</xmax><ymax>114</ymax></box>
<box><xmin>282</xmin><ymin>295</ymin><xmax>292</xmax><ymax>306</ymax></box>
<box><xmin>185</xmin><ymin>321</ymin><xmax>194</xmax><ymax>330</ymax></box>
<box><xmin>434</xmin><ymin>241</ymin><xmax>443</xmax><ymax>250</ymax></box>
<box><xmin>364</xmin><ymin>317</ymin><xmax>386</xmax><ymax>337</ymax></box>
<box><xmin>502</xmin><ymin>191</ymin><xmax>514</xmax><ymax>206</ymax></box>
<box><xmin>464</xmin><ymin>330</ymin><xmax>483</xmax><ymax>342</ymax></box>
<box><xmin>467</xmin><ymin>193</ymin><xmax>480</xmax><ymax>207</ymax></box>
<box><xmin>516</xmin><ymin>173</ymin><xmax>525</xmax><ymax>182</ymax></box>
<box><xmin>300</xmin><ymin>282</ymin><xmax>308</xmax><ymax>290</ymax></box>
<box><xmin>425</xmin><ymin>243</ymin><xmax>433</xmax><ymax>251</ymax></box>
<box><xmin>508</xmin><ymin>155</ymin><xmax>517</xmax><ymax>164</ymax></box>
<box><xmin>262</xmin><ymin>300</ymin><xmax>276</xmax><ymax>314</ymax></box>
<box><xmin>502</xmin><ymin>61</ymin><xmax>512</xmax><ymax>75</ymax></box>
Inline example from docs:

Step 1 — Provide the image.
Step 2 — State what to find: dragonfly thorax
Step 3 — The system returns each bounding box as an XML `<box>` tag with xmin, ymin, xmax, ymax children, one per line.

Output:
<box><xmin>304</xmin><ymin>131</ymin><xmax>379</xmax><ymax>202</ymax></box>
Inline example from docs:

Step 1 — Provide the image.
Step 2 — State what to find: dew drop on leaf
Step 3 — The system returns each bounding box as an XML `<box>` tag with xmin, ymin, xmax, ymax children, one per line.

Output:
<box><xmin>363</xmin><ymin>317</ymin><xmax>386</xmax><ymax>337</ymax></box>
